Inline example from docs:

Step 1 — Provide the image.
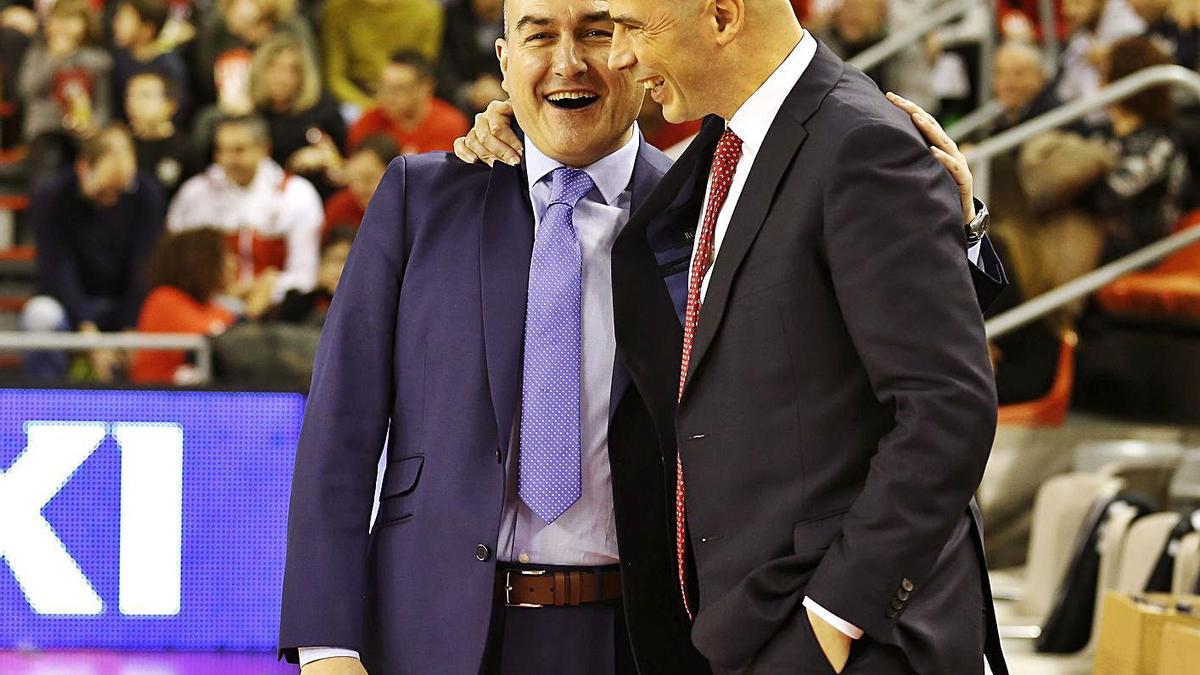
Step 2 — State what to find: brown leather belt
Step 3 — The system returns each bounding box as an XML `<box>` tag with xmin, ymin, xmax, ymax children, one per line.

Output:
<box><xmin>494</xmin><ymin>567</ymin><xmax>623</xmax><ymax>608</ymax></box>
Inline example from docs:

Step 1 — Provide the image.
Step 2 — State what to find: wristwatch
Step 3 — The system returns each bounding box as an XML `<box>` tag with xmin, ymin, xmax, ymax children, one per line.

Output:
<box><xmin>965</xmin><ymin>197</ymin><xmax>989</xmax><ymax>248</ymax></box>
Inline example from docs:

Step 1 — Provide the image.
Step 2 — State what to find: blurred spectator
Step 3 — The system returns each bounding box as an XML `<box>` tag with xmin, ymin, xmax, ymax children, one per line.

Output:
<box><xmin>813</xmin><ymin>0</ymin><xmax>940</xmax><ymax>112</ymax></box>
<box><xmin>990</xmin><ymin>40</ymin><xmax>1061</xmax><ymax>136</ymax></box>
<box><xmin>251</xmin><ymin>32</ymin><xmax>345</xmax><ymax>194</ymax></box>
<box><xmin>130</xmin><ymin>228</ymin><xmax>238</xmax><ymax>384</ymax></box>
<box><xmin>0</xmin><ymin>5</ymin><xmax>36</xmax><ymax>147</ymax></box>
<box><xmin>322</xmin><ymin>133</ymin><xmax>397</xmax><ymax>234</ymax></box>
<box><xmin>167</xmin><ymin>114</ymin><xmax>323</xmax><ymax>301</ymax></box>
<box><xmin>637</xmin><ymin>96</ymin><xmax>702</xmax><ymax>153</ymax></box>
<box><xmin>194</xmin><ymin>0</ymin><xmax>317</xmax><ymax>110</ymax></box>
<box><xmin>437</xmin><ymin>0</ymin><xmax>504</xmax><ymax>114</ymax></box>
<box><xmin>1094</xmin><ymin>36</ymin><xmax>1190</xmax><ymax>261</ymax></box>
<box><xmin>110</xmin><ymin>0</ymin><xmax>191</xmax><ymax>122</ymax></box>
<box><xmin>21</xmin><ymin>124</ymin><xmax>165</xmax><ymax>381</ymax></box>
<box><xmin>1132</xmin><ymin>0</ymin><xmax>1200</xmax><ymax>67</ymax></box>
<box><xmin>18</xmin><ymin>0</ymin><xmax>113</xmax><ymax>184</ymax></box>
<box><xmin>127</xmin><ymin>70</ymin><xmax>196</xmax><ymax>197</ymax></box>
<box><xmin>269</xmin><ymin>224</ymin><xmax>353</xmax><ymax>324</ymax></box>
<box><xmin>1057</xmin><ymin>0</ymin><xmax>1146</xmax><ymax>105</ymax></box>
<box><xmin>346</xmin><ymin>51</ymin><xmax>468</xmax><ymax>154</ymax></box>
<box><xmin>321</xmin><ymin>0</ymin><xmax>444</xmax><ymax>109</ymax></box>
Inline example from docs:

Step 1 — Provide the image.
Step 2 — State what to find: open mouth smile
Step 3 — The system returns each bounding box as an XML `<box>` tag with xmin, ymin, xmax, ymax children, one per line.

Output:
<box><xmin>546</xmin><ymin>90</ymin><xmax>601</xmax><ymax>110</ymax></box>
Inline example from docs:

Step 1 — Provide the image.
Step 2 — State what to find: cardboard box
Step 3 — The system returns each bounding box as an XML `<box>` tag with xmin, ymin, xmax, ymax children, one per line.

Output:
<box><xmin>1093</xmin><ymin>592</ymin><xmax>1200</xmax><ymax>675</ymax></box>
<box><xmin>1158</xmin><ymin>623</ymin><xmax>1200</xmax><ymax>675</ymax></box>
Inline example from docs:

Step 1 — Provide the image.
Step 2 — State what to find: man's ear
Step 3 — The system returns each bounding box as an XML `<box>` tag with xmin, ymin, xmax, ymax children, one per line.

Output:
<box><xmin>711</xmin><ymin>0</ymin><xmax>746</xmax><ymax>46</ymax></box>
<box><xmin>496</xmin><ymin>38</ymin><xmax>510</xmax><ymax>95</ymax></box>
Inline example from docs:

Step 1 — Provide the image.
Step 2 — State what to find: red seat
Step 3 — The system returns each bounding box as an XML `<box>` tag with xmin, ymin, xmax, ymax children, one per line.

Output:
<box><xmin>997</xmin><ymin>331</ymin><xmax>1077</xmax><ymax>427</ymax></box>
<box><xmin>1096</xmin><ymin>211</ymin><xmax>1200</xmax><ymax>322</ymax></box>
<box><xmin>0</xmin><ymin>245</ymin><xmax>33</xmax><ymax>262</ymax></box>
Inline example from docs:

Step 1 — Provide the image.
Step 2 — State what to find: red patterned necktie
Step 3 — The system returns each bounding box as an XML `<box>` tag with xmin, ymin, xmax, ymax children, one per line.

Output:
<box><xmin>675</xmin><ymin>128</ymin><xmax>743</xmax><ymax>620</ymax></box>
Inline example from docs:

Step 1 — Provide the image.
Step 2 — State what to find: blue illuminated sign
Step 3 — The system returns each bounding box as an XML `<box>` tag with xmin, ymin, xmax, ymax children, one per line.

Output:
<box><xmin>0</xmin><ymin>389</ymin><xmax>304</xmax><ymax>650</ymax></box>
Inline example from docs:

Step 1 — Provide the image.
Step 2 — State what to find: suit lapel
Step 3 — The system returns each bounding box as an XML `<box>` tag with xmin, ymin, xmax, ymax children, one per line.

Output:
<box><xmin>684</xmin><ymin>43</ymin><xmax>846</xmax><ymax>390</ymax></box>
<box><xmin>610</xmin><ymin>138</ymin><xmax>696</xmax><ymax>418</ymax></box>
<box><xmin>612</xmin><ymin>122</ymin><xmax>722</xmax><ymax>444</ymax></box>
<box><xmin>479</xmin><ymin>161</ymin><xmax>535</xmax><ymax>459</ymax></box>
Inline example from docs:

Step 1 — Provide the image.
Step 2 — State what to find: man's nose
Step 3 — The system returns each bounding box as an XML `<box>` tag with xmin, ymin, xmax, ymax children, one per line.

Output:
<box><xmin>609</xmin><ymin>28</ymin><xmax>636</xmax><ymax>72</ymax></box>
<box><xmin>553</xmin><ymin>40</ymin><xmax>588</xmax><ymax>78</ymax></box>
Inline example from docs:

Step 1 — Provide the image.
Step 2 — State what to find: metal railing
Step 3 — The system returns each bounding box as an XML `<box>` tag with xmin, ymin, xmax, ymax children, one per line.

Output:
<box><xmin>0</xmin><ymin>331</ymin><xmax>213</xmax><ymax>382</ymax></box>
<box><xmin>974</xmin><ymin>65</ymin><xmax>1200</xmax><ymax>339</ymax></box>
<box><xmin>848</xmin><ymin>0</ymin><xmax>985</xmax><ymax>74</ymax></box>
<box><xmin>965</xmin><ymin>65</ymin><xmax>1200</xmax><ymax>167</ymax></box>
<box><xmin>946</xmin><ymin>99</ymin><xmax>1005</xmax><ymax>140</ymax></box>
<box><xmin>985</xmin><ymin>225</ymin><xmax>1200</xmax><ymax>339</ymax></box>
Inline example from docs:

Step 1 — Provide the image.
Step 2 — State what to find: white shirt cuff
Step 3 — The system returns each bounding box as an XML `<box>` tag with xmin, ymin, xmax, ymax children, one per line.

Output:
<box><xmin>967</xmin><ymin>241</ymin><xmax>981</xmax><ymax>265</ymax></box>
<box><xmin>803</xmin><ymin>596</ymin><xmax>865</xmax><ymax>639</ymax></box>
<box><xmin>298</xmin><ymin>647</ymin><xmax>361</xmax><ymax>667</ymax></box>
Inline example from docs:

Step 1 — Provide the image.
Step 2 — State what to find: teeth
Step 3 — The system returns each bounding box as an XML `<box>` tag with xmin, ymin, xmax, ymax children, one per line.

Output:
<box><xmin>642</xmin><ymin>78</ymin><xmax>664</xmax><ymax>91</ymax></box>
<box><xmin>547</xmin><ymin>92</ymin><xmax>596</xmax><ymax>101</ymax></box>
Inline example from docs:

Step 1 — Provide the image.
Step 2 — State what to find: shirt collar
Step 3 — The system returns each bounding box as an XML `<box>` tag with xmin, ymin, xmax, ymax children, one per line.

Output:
<box><xmin>524</xmin><ymin>123</ymin><xmax>641</xmax><ymax>206</ymax></box>
<box><xmin>727</xmin><ymin>31</ymin><xmax>817</xmax><ymax>157</ymax></box>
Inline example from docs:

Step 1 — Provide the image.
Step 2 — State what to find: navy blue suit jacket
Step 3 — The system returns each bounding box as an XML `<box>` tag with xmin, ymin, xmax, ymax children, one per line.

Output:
<box><xmin>278</xmin><ymin>142</ymin><xmax>711</xmax><ymax>674</ymax></box>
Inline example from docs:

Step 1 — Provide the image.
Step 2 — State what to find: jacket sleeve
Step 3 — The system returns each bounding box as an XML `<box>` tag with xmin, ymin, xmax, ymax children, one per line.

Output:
<box><xmin>803</xmin><ymin>121</ymin><xmax>997</xmax><ymax>643</ymax></box>
<box><xmin>277</xmin><ymin>157</ymin><xmax>410</xmax><ymax>661</ymax></box>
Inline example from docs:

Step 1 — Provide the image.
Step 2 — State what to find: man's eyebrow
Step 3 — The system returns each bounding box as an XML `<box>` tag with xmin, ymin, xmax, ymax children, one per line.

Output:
<box><xmin>610</xmin><ymin>14</ymin><xmax>641</xmax><ymax>27</ymax></box>
<box><xmin>579</xmin><ymin>11</ymin><xmax>613</xmax><ymax>24</ymax></box>
<box><xmin>515</xmin><ymin>14</ymin><xmax>553</xmax><ymax>32</ymax></box>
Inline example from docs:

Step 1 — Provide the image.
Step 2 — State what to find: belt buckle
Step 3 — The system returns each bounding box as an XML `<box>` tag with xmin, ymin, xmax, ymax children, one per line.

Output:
<box><xmin>504</xmin><ymin>569</ymin><xmax>546</xmax><ymax>608</ymax></box>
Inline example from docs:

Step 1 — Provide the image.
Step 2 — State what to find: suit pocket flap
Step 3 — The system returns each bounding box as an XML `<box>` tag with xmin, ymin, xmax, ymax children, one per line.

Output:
<box><xmin>793</xmin><ymin>509</ymin><xmax>849</xmax><ymax>554</ymax></box>
<box><xmin>381</xmin><ymin>455</ymin><xmax>424</xmax><ymax>499</ymax></box>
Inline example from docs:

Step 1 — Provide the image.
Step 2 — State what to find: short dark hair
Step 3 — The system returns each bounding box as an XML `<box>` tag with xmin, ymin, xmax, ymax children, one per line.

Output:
<box><xmin>214</xmin><ymin>114</ymin><xmax>272</xmax><ymax>146</ymax></box>
<box><xmin>127</xmin><ymin>68</ymin><xmax>181</xmax><ymax>103</ymax></box>
<box><xmin>350</xmin><ymin>133</ymin><xmax>400</xmax><ymax>164</ymax></box>
<box><xmin>78</xmin><ymin>124</ymin><xmax>134</xmax><ymax>164</ymax></box>
<box><xmin>1106</xmin><ymin>36</ymin><xmax>1174</xmax><ymax>127</ymax></box>
<box><xmin>119</xmin><ymin>0</ymin><xmax>170</xmax><ymax>34</ymax></box>
<box><xmin>388</xmin><ymin>51</ymin><xmax>435</xmax><ymax>81</ymax></box>
<box><xmin>146</xmin><ymin>229</ymin><xmax>230</xmax><ymax>303</ymax></box>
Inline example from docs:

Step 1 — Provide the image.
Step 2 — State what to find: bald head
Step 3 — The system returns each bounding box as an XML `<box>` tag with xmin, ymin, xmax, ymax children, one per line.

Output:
<box><xmin>993</xmin><ymin>40</ymin><xmax>1048</xmax><ymax>118</ymax></box>
<box><xmin>606</xmin><ymin>0</ymin><xmax>803</xmax><ymax>121</ymax></box>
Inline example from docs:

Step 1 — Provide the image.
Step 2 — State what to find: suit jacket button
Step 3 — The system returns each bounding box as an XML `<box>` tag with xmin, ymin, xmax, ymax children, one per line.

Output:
<box><xmin>475</xmin><ymin>544</ymin><xmax>491</xmax><ymax>561</ymax></box>
<box><xmin>897</xmin><ymin>589</ymin><xmax>910</xmax><ymax>601</ymax></box>
<box><xmin>901</xmin><ymin>578</ymin><xmax>914</xmax><ymax>592</ymax></box>
<box><xmin>890</xmin><ymin>598</ymin><xmax>904</xmax><ymax>611</ymax></box>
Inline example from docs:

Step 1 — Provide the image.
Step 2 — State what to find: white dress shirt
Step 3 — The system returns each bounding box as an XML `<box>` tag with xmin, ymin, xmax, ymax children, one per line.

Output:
<box><xmin>299</xmin><ymin>128</ymin><xmax>641</xmax><ymax>668</ymax></box>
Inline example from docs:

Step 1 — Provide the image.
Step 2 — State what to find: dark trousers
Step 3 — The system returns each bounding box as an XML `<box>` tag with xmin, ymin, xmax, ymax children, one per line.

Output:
<box><xmin>480</xmin><ymin>597</ymin><xmax>637</xmax><ymax>675</ymax></box>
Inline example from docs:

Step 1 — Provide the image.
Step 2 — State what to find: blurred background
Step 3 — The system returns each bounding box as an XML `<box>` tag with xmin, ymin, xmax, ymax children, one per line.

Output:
<box><xmin>0</xmin><ymin>0</ymin><xmax>1199</xmax><ymax>673</ymax></box>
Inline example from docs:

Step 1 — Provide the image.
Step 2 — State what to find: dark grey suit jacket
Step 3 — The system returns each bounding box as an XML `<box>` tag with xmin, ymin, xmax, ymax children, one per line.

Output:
<box><xmin>611</xmin><ymin>42</ymin><xmax>1008</xmax><ymax>675</ymax></box>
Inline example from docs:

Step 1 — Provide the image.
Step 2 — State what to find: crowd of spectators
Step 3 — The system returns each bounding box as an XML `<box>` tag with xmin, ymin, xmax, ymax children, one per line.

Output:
<box><xmin>0</xmin><ymin>0</ymin><xmax>1197</xmax><ymax>392</ymax></box>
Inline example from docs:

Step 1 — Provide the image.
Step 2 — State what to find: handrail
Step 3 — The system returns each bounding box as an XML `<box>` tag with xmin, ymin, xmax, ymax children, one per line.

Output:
<box><xmin>848</xmin><ymin>0</ymin><xmax>983</xmax><ymax>74</ymax></box>
<box><xmin>965</xmin><ymin>65</ymin><xmax>1200</xmax><ymax>166</ymax></box>
<box><xmin>0</xmin><ymin>332</ymin><xmax>213</xmax><ymax>383</ymax></box>
<box><xmin>1038</xmin><ymin>0</ymin><xmax>1060</xmax><ymax>72</ymax></box>
<box><xmin>946</xmin><ymin>99</ymin><xmax>1005</xmax><ymax>141</ymax></box>
<box><xmin>985</xmin><ymin>225</ymin><xmax>1200</xmax><ymax>339</ymax></box>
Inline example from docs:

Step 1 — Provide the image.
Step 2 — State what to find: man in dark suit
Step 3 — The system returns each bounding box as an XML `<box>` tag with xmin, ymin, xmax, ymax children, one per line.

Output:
<box><xmin>278</xmin><ymin>1</ymin><xmax>708</xmax><ymax>673</ymax></box>
<box><xmin>601</xmin><ymin>1</ymin><xmax>1008</xmax><ymax>673</ymax></box>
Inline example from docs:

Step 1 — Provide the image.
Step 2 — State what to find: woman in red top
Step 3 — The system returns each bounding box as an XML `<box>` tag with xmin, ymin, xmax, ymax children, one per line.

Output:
<box><xmin>131</xmin><ymin>229</ymin><xmax>238</xmax><ymax>384</ymax></box>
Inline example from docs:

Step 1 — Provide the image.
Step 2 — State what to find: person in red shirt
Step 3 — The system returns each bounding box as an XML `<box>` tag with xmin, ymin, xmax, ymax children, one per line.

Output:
<box><xmin>131</xmin><ymin>228</ymin><xmax>238</xmax><ymax>384</ymax></box>
<box><xmin>346</xmin><ymin>50</ymin><xmax>469</xmax><ymax>154</ymax></box>
<box><xmin>322</xmin><ymin>133</ymin><xmax>398</xmax><ymax>234</ymax></box>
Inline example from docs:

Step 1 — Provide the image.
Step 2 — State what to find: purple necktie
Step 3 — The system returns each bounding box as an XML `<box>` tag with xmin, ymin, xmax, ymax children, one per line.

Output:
<box><xmin>518</xmin><ymin>167</ymin><xmax>595</xmax><ymax>524</ymax></box>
